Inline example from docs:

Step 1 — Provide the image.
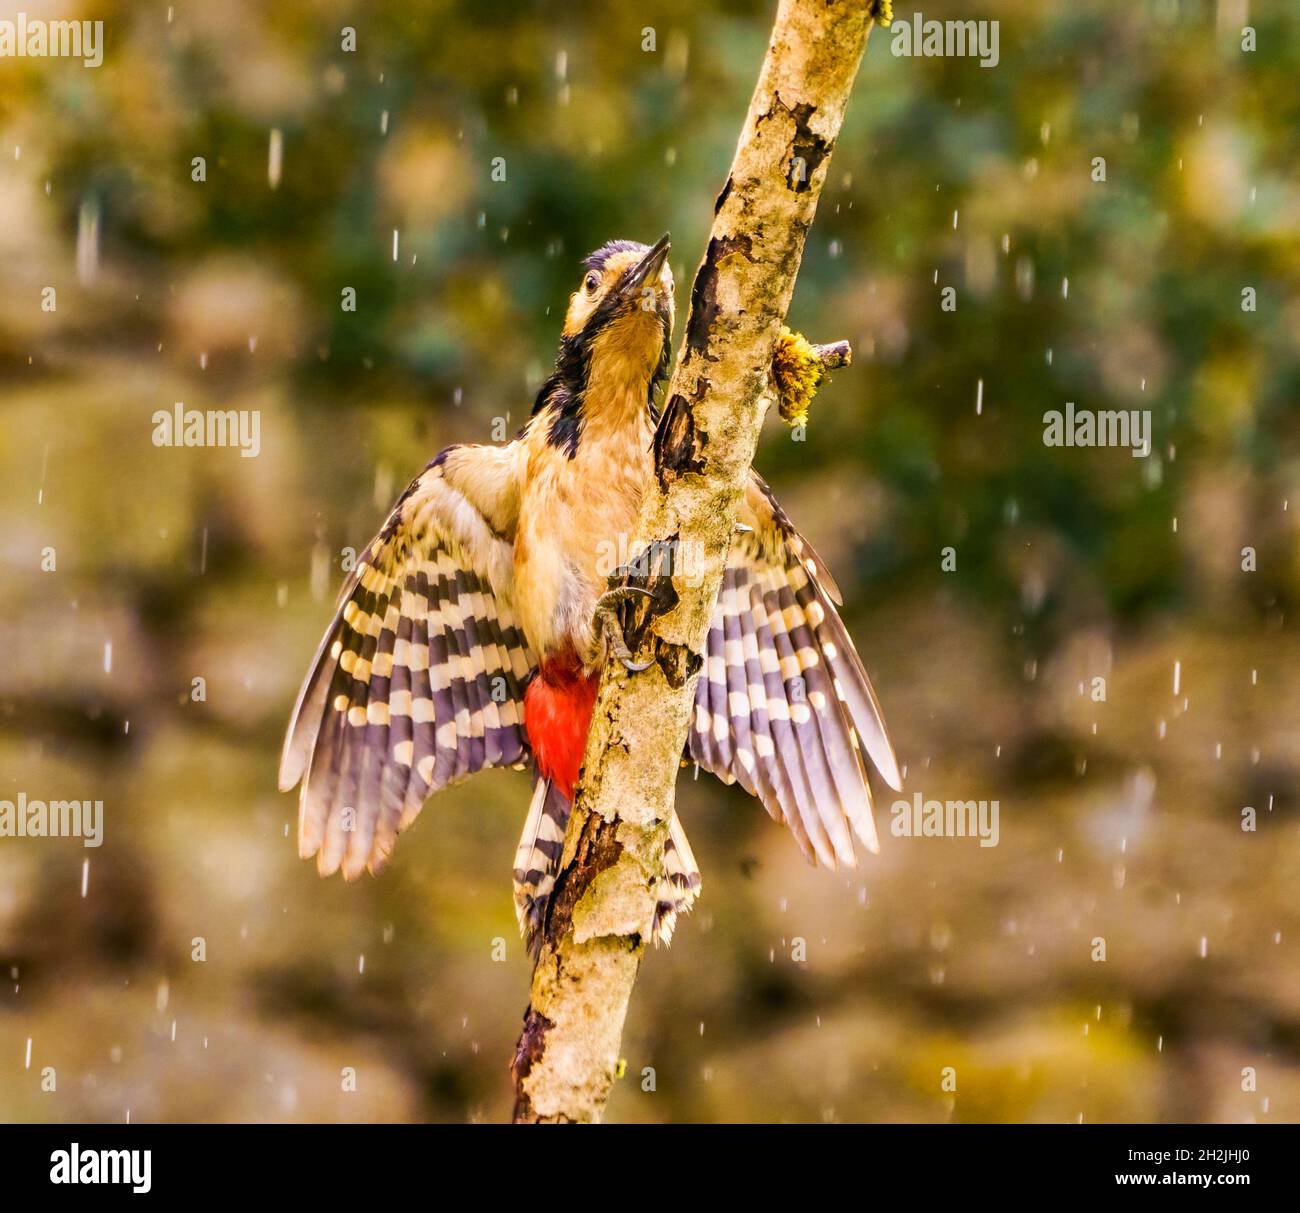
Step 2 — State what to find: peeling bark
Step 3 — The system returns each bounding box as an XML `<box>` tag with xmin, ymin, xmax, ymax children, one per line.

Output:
<box><xmin>510</xmin><ymin>0</ymin><xmax>879</xmax><ymax>1124</ymax></box>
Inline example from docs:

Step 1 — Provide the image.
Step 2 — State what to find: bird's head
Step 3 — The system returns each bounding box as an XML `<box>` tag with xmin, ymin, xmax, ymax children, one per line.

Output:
<box><xmin>545</xmin><ymin>235</ymin><xmax>674</xmax><ymax>410</ymax></box>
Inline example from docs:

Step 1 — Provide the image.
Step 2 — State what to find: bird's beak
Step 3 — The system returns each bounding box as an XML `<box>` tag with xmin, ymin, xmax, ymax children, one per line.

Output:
<box><xmin>619</xmin><ymin>233</ymin><xmax>671</xmax><ymax>301</ymax></box>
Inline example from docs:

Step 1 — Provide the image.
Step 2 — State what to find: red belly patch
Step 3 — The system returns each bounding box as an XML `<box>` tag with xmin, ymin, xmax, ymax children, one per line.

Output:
<box><xmin>524</xmin><ymin>653</ymin><xmax>599</xmax><ymax>801</ymax></box>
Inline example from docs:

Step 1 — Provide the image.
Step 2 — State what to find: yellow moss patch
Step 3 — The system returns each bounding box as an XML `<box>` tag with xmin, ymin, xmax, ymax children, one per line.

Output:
<box><xmin>772</xmin><ymin>327</ymin><xmax>827</xmax><ymax>429</ymax></box>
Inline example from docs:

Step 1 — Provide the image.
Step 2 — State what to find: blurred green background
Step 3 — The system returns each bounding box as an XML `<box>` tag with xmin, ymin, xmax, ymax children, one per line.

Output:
<box><xmin>2</xmin><ymin>0</ymin><xmax>1299</xmax><ymax>1123</ymax></box>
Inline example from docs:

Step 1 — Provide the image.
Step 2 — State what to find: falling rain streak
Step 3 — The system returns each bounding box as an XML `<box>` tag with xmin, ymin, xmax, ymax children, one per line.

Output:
<box><xmin>268</xmin><ymin>128</ymin><xmax>283</xmax><ymax>189</ymax></box>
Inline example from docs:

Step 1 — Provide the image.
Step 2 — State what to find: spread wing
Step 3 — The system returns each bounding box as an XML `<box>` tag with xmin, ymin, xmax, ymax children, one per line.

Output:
<box><xmin>688</xmin><ymin>472</ymin><xmax>902</xmax><ymax>868</ymax></box>
<box><xmin>279</xmin><ymin>444</ymin><xmax>533</xmax><ymax>879</ymax></box>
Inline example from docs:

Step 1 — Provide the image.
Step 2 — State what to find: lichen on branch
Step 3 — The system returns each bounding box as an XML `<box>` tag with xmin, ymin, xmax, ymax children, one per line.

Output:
<box><xmin>772</xmin><ymin>327</ymin><xmax>853</xmax><ymax>428</ymax></box>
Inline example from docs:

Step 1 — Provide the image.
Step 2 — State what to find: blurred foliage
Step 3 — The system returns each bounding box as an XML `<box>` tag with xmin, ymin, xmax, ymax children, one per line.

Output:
<box><xmin>2</xmin><ymin>0</ymin><xmax>1300</xmax><ymax>1123</ymax></box>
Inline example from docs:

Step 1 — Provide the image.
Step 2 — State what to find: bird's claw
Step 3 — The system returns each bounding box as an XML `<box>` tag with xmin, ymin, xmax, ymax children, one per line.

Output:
<box><xmin>593</xmin><ymin>587</ymin><xmax>656</xmax><ymax>672</ymax></box>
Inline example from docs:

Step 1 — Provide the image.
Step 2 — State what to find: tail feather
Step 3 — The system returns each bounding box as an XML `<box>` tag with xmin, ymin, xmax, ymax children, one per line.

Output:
<box><xmin>653</xmin><ymin>813</ymin><xmax>702</xmax><ymax>946</ymax></box>
<box><xmin>512</xmin><ymin>775</ymin><xmax>701</xmax><ymax>959</ymax></box>
<box><xmin>512</xmin><ymin>775</ymin><xmax>572</xmax><ymax>958</ymax></box>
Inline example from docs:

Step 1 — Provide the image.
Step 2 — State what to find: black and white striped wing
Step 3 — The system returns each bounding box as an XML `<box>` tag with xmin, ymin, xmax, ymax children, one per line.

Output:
<box><xmin>689</xmin><ymin>519</ymin><xmax>901</xmax><ymax>869</ymax></box>
<box><xmin>279</xmin><ymin>451</ymin><xmax>533</xmax><ymax>879</ymax></box>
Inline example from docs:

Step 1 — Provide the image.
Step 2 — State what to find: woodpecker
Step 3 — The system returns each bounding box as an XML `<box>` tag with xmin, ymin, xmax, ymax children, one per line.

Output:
<box><xmin>279</xmin><ymin>234</ymin><xmax>902</xmax><ymax>955</ymax></box>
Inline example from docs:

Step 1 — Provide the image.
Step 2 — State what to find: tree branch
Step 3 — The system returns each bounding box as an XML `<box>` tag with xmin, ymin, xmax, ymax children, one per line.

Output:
<box><xmin>511</xmin><ymin>0</ymin><xmax>882</xmax><ymax>1124</ymax></box>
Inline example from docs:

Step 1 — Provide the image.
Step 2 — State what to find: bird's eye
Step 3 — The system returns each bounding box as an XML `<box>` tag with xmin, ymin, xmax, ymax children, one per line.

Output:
<box><xmin>584</xmin><ymin>272</ymin><xmax>599</xmax><ymax>294</ymax></box>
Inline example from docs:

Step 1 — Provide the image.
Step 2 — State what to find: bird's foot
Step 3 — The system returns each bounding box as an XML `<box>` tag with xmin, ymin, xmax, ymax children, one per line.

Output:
<box><xmin>593</xmin><ymin>587</ymin><xmax>656</xmax><ymax>672</ymax></box>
